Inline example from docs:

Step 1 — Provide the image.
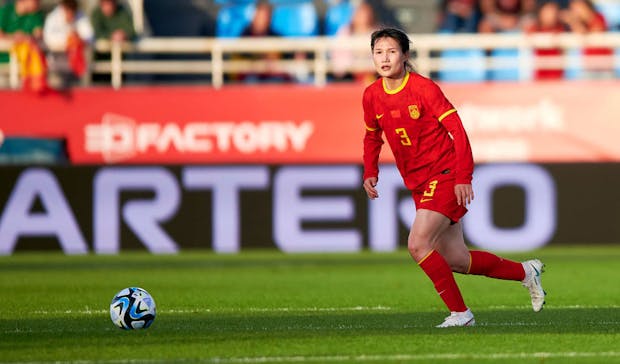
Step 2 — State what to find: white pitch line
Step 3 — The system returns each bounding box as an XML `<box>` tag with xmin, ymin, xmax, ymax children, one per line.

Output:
<box><xmin>2</xmin><ymin>352</ymin><xmax>620</xmax><ymax>364</ymax></box>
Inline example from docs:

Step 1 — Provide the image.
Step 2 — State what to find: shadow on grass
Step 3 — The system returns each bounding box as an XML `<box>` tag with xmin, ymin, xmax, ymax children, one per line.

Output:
<box><xmin>1</xmin><ymin>307</ymin><xmax>618</xmax><ymax>342</ymax></box>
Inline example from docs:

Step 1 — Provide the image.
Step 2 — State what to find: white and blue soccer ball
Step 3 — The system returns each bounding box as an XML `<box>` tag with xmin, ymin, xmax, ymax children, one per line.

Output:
<box><xmin>110</xmin><ymin>287</ymin><xmax>156</xmax><ymax>330</ymax></box>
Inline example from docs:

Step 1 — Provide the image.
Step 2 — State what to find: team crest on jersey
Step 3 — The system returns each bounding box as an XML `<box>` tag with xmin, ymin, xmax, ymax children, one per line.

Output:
<box><xmin>408</xmin><ymin>105</ymin><xmax>420</xmax><ymax>119</ymax></box>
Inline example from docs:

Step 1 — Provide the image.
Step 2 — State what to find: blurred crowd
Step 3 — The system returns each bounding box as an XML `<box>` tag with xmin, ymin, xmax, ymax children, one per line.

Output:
<box><xmin>0</xmin><ymin>0</ymin><xmax>619</xmax><ymax>90</ymax></box>
<box><xmin>438</xmin><ymin>0</ymin><xmax>618</xmax><ymax>34</ymax></box>
<box><xmin>0</xmin><ymin>0</ymin><xmax>134</xmax><ymax>92</ymax></box>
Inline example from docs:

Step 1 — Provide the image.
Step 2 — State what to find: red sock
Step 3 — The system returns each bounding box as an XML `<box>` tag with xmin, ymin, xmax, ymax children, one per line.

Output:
<box><xmin>468</xmin><ymin>251</ymin><xmax>525</xmax><ymax>281</ymax></box>
<box><xmin>418</xmin><ymin>250</ymin><xmax>467</xmax><ymax>312</ymax></box>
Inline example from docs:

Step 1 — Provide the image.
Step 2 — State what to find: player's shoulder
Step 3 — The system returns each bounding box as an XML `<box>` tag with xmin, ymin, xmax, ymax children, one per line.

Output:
<box><xmin>409</xmin><ymin>72</ymin><xmax>440</xmax><ymax>89</ymax></box>
<box><xmin>408</xmin><ymin>72</ymin><xmax>444</xmax><ymax>98</ymax></box>
<box><xmin>364</xmin><ymin>77</ymin><xmax>383</xmax><ymax>93</ymax></box>
<box><xmin>363</xmin><ymin>78</ymin><xmax>383</xmax><ymax>100</ymax></box>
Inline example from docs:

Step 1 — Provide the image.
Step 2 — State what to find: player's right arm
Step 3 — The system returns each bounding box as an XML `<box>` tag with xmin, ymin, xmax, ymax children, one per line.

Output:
<box><xmin>362</xmin><ymin>88</ymin><xmax>383</xmax><ymax>199</ymax></box>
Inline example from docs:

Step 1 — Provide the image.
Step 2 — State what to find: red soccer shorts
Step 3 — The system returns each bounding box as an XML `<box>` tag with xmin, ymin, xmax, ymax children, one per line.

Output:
<box><xmin>411</xmin><ymin>170</ymin><xmax>467</xmax><ymax>223</ymax></box>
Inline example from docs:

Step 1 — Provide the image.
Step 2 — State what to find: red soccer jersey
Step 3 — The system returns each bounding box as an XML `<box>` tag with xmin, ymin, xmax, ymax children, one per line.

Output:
<box><xmin>362</xmin><ymin>72</ymin><xmax>474</xmax><ymax>191</ymax></box>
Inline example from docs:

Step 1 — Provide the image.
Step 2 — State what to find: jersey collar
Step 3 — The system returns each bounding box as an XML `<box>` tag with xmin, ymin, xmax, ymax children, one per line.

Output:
<box><xmin>382</xmin><ymin>72</ymin><xmax>410</xmax><ymax>95</ymax></box>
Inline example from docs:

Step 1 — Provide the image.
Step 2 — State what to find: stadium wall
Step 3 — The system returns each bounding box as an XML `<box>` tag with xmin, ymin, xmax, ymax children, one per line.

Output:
<box><xmin>2</xmin><ymin>82</ymin><xmax>620</xmax><ymax>164</ymax></box>
<box><xmin>0</xmin><ymin>163</ymin><xmax>619</xmax><ymax>255</ymax></box>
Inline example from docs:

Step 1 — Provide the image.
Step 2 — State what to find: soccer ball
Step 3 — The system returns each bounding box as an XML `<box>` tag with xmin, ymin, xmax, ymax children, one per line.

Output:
<box><xmin>109</xmin><ymin>287</ymin><xmax>156</xmax><ymax>330</ymax></box>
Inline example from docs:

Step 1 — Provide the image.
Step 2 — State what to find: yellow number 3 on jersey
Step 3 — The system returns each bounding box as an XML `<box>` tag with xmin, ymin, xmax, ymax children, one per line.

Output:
<box><xmin>395</xmin><ymin>128</ymin><xmax>412</xmax><ymax>146</ymax></box>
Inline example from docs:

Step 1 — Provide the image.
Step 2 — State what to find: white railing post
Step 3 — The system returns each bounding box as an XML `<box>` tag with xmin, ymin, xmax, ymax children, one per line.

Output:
<box><xmin>314</xmin><ymin>42</ymin><xmax>327</xmax><ymax>87</ymax></box>
<box><xmin>416</xmin><ymin>46</ymin><xmax>432</xmax><ymax>78</ymax></box>
<box><xmin>518</xmin><ymin>36</ymin><xmax>532</xmax><ymax>81</ymax></box>
<box><xmin>212</xmin><ymin>42</ymin><xmax>224</xmax><ymax>89</ymax></box>
<box><xmin>111</xmin><ymin>41</ymin><xmax>123</xmax><ymax>89</ymax></box>
<box><xmin>8</xmin><ymin>49</ymin><xmax>19</xmax><ymax>89</ymax></box>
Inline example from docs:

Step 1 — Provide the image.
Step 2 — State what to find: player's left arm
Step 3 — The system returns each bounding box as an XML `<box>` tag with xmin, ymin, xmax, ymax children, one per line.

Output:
<box><xmin>442</xmin><ymin>111</ymin><xmax>474</xmax><ymax>205</ymax></box>
<box><xmin>427</xmin><ymin>81</ymin><xmax>475</xmax><ymax>205</ymax></box>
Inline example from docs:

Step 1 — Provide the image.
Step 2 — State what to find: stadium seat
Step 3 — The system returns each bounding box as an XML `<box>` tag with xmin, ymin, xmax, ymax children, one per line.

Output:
<box><xmin>216</xmin><ymin>2</ymin><xmax>256</xmax><ymax>38</ymax></box>
<box><xmin>565</xmin><ymin>48</ymin><xmax>584</xmax><ymax>79</ymax></box>
<box><xmin>270</xmin><ymin>0</ymin><xmax>319</xmax><ymax>37</ymax></box>
<box><xmin>0</xmin><ymin>137</ymin><xmax>67</xmax><ymax>164</ymax></box>
<box><xmin>487</xmin><ymin>48</ymin><xmax>522</xmax><ymax>81</ymax></box>
<box><xmin>595</xmin><ymin>2</ymin><xmax>620</xmax><ymax>77</ymax></box>
<box><xmin>595</xmin><ymin>1</ymin><xmax>620</xmax><ymax>30</ymax></box>
<box><xmin>437</xmin><ymin>49</ymin><xmax>486</xmax><ymax>83</ymax></box>
<box><xmin>324</xmin><ymin>1</ymin><xmax>355</xmax><ymax>36</ymax></box>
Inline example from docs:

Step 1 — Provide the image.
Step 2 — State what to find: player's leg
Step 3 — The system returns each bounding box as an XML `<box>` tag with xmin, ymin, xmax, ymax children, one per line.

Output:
<box><xmin>436</xmin><ymin>223</ymin><xmax>526</xmax><ymax>280</ymax></box>
<box><xmin>467</xmin><ymin>248</ymin><xmax>546</xmax><ymax>311</ymax></box>
<box><xmin>436</xmin><ymin>223</ymin><xmax>546</xmax><ymax>312</ymax></box>
<box><xmin>433</xmin><ymin>221</ymin><xmax>470</xmax><ymax>273</ymax></box>
<box><xmin>408</xmin><ymin>209</ymin><xmax>474</xmax><ymax>327</ymax></box>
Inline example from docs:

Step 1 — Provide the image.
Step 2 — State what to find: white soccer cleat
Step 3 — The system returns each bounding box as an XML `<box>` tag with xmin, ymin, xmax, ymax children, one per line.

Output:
<box><xmin>436</xmin><ymin>308</ymin><xmax>475</xmax><ymax>328</ymax></box>
<box><xmin>522</xmin><ymin>259</ymin><xmax>546</xmax><ymax>312</ymax></box>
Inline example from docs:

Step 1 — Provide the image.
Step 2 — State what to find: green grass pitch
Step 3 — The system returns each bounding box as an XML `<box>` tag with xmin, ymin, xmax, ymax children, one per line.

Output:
<box><xmin>0</xmin><ymin>245</ymin><xmax>619</xmax><ymax>364</ymax></box>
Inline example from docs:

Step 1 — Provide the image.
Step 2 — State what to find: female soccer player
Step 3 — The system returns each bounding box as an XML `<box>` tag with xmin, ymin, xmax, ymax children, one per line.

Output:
<box><xmin>362</xmin><ymin>28</ymin><xmax>546</xmax><ymax>328</ymax></box>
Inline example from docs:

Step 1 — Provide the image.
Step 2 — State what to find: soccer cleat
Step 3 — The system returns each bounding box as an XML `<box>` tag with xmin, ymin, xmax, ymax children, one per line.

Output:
<box><xmin>436</xmin><ymin>308</ymin><xmax>475</xmax><ymax>328</ymax></box>
<box><xmin>522</xmin><ymin>259</ymin><xmax>546</xmax><ymax>312</ymax></box>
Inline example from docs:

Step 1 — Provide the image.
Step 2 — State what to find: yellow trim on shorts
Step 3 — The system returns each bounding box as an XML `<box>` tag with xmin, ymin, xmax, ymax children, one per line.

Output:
<box><xmin>417</xmin><ymin>250</ymin><xmax>435</xmax><ymax>265</ymax></box>
<box><xmin>365</xmin><ymin>125</ymin><xmax>378</xmax><ymax>131</ymax></box>
<box><xmin>438</xmin><ymin>108</ymin><xmax>457</xmax><ymax>122</ymax></box>
<box><xmin>466</xmin><ymin>252</ymin><xmax>472</xmax><ymax>274</ymax></box>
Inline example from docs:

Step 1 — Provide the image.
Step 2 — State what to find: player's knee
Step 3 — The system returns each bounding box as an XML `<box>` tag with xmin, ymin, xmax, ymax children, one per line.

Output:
<box><xmin>407</xmin><ymin>234</ymin><xmax>432</xmax><ymax>262</ymax></box>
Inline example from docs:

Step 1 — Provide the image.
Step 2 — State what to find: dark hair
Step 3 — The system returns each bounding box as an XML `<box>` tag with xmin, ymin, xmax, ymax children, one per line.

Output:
<box><xmin>370</xmin><ymin>27</ymin><xmax>414</xmax><ymax>72</ymax></box>
<box><xmin>61</xmin><ymin>0</ymin><xmax>78</xmax><ymax>12</ymax></box>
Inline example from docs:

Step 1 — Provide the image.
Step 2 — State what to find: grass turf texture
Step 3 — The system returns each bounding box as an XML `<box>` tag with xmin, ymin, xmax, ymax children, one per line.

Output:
<box><xmin>0</xmin><ymin>245</ymin><xmax>618</xmax><ymax>364</ymax></box>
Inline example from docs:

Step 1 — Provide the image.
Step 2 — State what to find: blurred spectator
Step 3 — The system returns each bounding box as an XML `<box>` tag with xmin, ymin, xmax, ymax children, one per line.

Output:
<box><xmin>526</xmin><ymin>1</ymin><xmax>566</xmax><ymax>80</ymax></box>
<box><xmin>43</xmin><ymin>0</ymin><xmax>93</xmax><ymax>86</ymax></box>
<box><xmin>0</xmin><ymin>0</ymin><xmax>43</xmax><ymax>40</ymax></box>
<box><xmin>438</xmin><ymin>0</ymin><xmax>481</xmax><ymax>33</ymax></box>
<box><xmin>342</xmin><ymin>1</ymin><xmax>377</xmax><ymax>36</ymax></box>
<box><xmin>330</xmin><ymin>1</ymin><xmax>378</xmax><ymax>84</ymax></box>
<box><xmin>0</xmin><ymin>0</ymin><xmax>47</xmax><ymax>92</ymax></box>
<box><xmin>562</xmin><ymin>0</ymin><xmax>608</xmax><ymax>33</ymax></box>
<box><xmin>478</xmin><ymin>0</ymin><xmax>536</xmax><ymax>32</ymax></box>
<box><xmin>241</xmin><ymin>1</ymin><xmax>276</xmax><ymax>38</ymax></box>
<box><xmin>91</xmin><ymin>0</ymin><xmax>136</xmax><ymax>42</ymax></box>
<box><xmin>562</xmin><ymin>0</ymin><xmax>613</xmax><ymax>77</ymax></box>
<box><xmin>235</xmin><ymin>2</ymin><xmax>286</xmax><ymax>82</ymax></box>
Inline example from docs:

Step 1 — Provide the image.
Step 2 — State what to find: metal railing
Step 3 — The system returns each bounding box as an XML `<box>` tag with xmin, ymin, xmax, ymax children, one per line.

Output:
<box><xmin>1</xmin><ymin>32</ymin><xmax>619</xmax><ymax>89</ymax></box>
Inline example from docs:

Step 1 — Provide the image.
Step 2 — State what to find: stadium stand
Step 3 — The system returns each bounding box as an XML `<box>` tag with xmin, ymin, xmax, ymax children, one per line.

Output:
<box><xmin>1</xmin><ymin>0</ymin><xmax>620</xmax><ymax>88</ymax></box>
<box><xmin>488</xmin><ymin>47</ymin><xmax>523</xmax><ymax>81</ymax></box>
<box><xmin>270</xmin><ymin>0</ymin><xmax>319</xmax><ymax>37</ymax></box>
<box><xmin>324</xmin><ymin>0</ymin><xmax>355</xmax><ymax>36</ymax></box>
<box><xmin>215</xmin><ymin>0</ymin><xmax>256</xmax><ymax>38</ymax></box>
<box><xmin>438</xmin><ymin>48</ymin><xmax>487</xmax><ymax>83</ymax></box>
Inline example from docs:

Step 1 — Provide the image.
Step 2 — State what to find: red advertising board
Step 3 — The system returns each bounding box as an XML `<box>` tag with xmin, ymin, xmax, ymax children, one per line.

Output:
<box><xmin>2</xmin><ymin>81</ymin><xmax>620</xmax><ymax>163</ymax></box>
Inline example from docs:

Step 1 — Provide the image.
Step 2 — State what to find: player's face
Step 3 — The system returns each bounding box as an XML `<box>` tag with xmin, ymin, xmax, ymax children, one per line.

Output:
<box><xmin>372</xmin><ymin>36</ymin><xmax>407</xmax><ymax>79</ymax></box>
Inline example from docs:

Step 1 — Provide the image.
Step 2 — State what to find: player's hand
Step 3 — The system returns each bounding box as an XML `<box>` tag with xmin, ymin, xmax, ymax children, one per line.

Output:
<box><xmin>455</xmin><ymin>183</ymin><xmax>474</xmax><ymax>206</ymax></box>
<box><xmin>363</xmin><ymin>177</ymin><xmax>379</xmax><ymax>200</ymax></box>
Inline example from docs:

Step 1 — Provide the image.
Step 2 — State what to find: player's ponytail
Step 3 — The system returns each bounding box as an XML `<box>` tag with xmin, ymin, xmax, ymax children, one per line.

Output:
<box><xmin>370</xmin><ymin>27</ymin><xmax>414</xmax><ymax>72</ymax></box>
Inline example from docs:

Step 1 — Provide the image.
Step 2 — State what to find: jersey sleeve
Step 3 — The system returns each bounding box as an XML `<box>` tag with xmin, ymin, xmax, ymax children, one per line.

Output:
<box><xmin>426</xmin><ymin>81</ymin><xmax>474</xmax><ymax>184</ymax></box>
<box><xmin>362</xmin><ymin>87</ymin><xmax>383</xmax><ymax>181</ymax></box>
